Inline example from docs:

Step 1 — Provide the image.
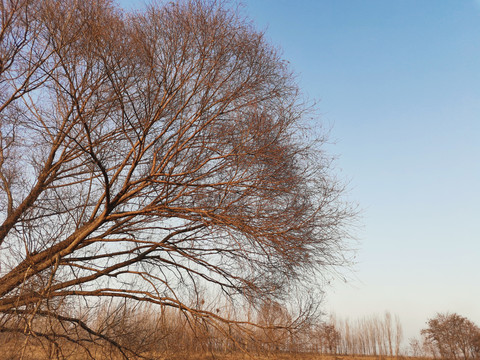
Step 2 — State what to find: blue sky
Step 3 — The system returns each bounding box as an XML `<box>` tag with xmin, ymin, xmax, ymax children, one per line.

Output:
<box><xmin>240</xmin><ymin>0</ymin><xmax>480</xmax><ymax>341</ymax></box>
<box><xmin>119</xmin><ymin>0</ymin><xmax>480</xmax><ymax>342</ymax></box>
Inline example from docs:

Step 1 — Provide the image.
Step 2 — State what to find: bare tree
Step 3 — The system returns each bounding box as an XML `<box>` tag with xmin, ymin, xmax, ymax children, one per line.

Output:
<box><xmin>422</xmin><ymin>313</ymin><xmax>480</xmax><ymax>360</ymax></box>
<box><xmin>395</xmin><ymin>313</ymin><xmax>403</xmax><ymax>357</ymax></box>
<box><xmin>316</xmin><ymin>321</ymin><xmax>340</xmax><ymax>354</ymax></box>
<box><xmin>409</xmin><ymin>337</ymin><xmax>423</xmax><ymax>358</ymax></box>
<box><xmin>0</xmin><ymin>0</ymin><xmax>354</xmax><ymax>357</ymax></box>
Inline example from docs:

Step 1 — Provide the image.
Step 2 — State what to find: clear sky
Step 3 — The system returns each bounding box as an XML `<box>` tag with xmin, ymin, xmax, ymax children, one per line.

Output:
<box><xmin>118</xmin><ymin>0</ymin><xmax>480</xmax><ymax>343</ymax></box>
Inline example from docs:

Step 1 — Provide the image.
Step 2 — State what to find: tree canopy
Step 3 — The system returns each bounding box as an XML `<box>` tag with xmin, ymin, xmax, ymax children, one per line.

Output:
<box><xmin>0</xmin><ymin>0</ymin><xmax>354</xmax><ymax>356</ymax></box>
<box><xmin>422</xmin><ymin>313</ymin><xmax>480</xmax><ymax>360</ymax></box>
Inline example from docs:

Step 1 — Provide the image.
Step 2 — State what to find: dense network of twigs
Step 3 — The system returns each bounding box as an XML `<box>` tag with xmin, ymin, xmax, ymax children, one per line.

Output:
<box><xmin>0</xmin><ymin>0</ymin><xmax>354</xmax><ymax>358</ymax></box>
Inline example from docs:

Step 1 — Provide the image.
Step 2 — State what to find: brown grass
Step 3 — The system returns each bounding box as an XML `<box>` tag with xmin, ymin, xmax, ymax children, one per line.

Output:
<box><xmin>0</xmin><ymin>343</ymin><xmax>429</xmax><ymax>360</ymax></box>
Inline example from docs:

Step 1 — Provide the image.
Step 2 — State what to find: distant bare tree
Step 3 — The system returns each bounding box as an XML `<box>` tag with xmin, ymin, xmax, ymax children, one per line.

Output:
<box><xmin>0</xmin><ymin>0</ymin><xmax>354</xmax><ymax>357</ymax></box>
<box><xmin>316</xmin><ymin>321</ymin><xmax>340</xmax><ymax>354</ymax></box>
<box><xmin>395</xmin><ymin>313</ymin><xmax>403</xmax><ymax>357</ymax></box>
<box><xmin>422</xmin><ymin>313</ymin><xmax>480</xmax><ymax>360</ymax></box>
<box><xmin>409</xmin><ymin>337</ymin><xmax>423</xmax><ymax>358</ymax></box>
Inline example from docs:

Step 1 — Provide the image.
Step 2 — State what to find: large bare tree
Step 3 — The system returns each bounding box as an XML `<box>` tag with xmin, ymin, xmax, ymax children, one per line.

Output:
<box><xmin>0</xmin><ymin>0</ymin><xmax>354</xmax><ymax>357</ymax></box>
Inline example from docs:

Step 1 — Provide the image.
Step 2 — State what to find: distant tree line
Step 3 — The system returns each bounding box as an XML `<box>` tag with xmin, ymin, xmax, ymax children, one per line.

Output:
<box><xmin>0</xmin><ymin>298</ymin><xmax>315</xmax><ymax>358</ymax></box>
<box><xmin>308</xmin><ymin>311</ymin><xmax>403</xmax><ymax>356</ymax></box>
<box><xmin>1</xmin><ymin>296</ymin><xmax>479</xmax><ymax>360</ymax></box>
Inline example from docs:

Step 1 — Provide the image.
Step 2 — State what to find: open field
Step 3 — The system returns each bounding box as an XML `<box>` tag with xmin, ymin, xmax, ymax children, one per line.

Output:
<box><xmin>0</xmin><ymin>344</ymin><xmax>426</xmax><ymax>360</ymax></box>
<box><xmin>154</xmin><ymin>355</ymin><xmax>419</xmax><ymax>360</ymax></box>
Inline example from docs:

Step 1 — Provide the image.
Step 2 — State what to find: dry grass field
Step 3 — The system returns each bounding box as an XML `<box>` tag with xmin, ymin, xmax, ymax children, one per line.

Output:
<box><xmin>0</xmin><ymin>344</ymin><xmax>426</xmax><ymax>360</ymax></box>
<box><xmin>159</xmin><ymin>356</ymin><xmax>421</xmax><ymax>360</ymax></box>
<box><xmin>154</xmin><ymin>356</ymin><xmax>423</xmax><ymax>360</ymax></box>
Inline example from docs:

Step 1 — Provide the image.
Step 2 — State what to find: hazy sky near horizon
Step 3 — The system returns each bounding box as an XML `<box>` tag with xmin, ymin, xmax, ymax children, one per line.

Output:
<box><xmin>118</xmin><ymin>0</ymin><xmax>480</xmax><ymax>341</ymax></box>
